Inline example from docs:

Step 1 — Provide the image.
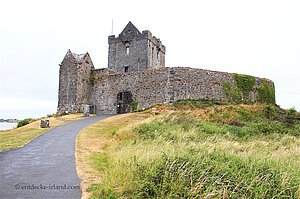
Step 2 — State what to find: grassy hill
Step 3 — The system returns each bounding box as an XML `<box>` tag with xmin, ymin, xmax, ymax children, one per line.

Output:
<box><xmin>76</xmin><ymin>100</ymin><xmax>299</xmax><ymax>198</ymax></box>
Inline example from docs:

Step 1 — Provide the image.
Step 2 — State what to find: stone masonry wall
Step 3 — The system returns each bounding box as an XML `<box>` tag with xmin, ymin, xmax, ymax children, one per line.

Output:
<box><xmin>169</xmin><ymin>67</ymin><xmax>233</xmax><ymax>103</ymax></box>
<box><xmin>76</xmin><ymin>54</ymin><xmax>94</xmax><ymax>111</ymax></box>
<box><xmin>90</xmin><ymin>68</ymin><xmax>171</xmax><ymax>114</ymax></box>
<box><xmin>90</xmin><ymin>67</ymin><xmax>273</xmax><ymax>114</ymax></box>
<box><xmin>146</xmin><ymin>31</ymin><xmax>166</xmax><ymax>69</ymax></box>
<box><xmin>57</xmin><ymin>52</ymin><xmax>78</xmax><ymax>113</ymax></box>
<box><xmin>108</xmin><ymin>22</ymin><xmax>166</xmax><ymax>73</ymax></box>
<box><xmin>108</xmin><ymin>38</ymin><xmax>148</xmax><ymax>73</ymax></box>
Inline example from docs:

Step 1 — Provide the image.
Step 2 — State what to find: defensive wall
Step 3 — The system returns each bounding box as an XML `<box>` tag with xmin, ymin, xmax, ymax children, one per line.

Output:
<box><xmin>90</xmin><ymin>67</ymin><xmax>274</xmax><ymax>114</ymax></box>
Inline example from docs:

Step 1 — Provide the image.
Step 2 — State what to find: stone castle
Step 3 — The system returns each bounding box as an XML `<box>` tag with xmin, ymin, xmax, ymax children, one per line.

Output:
<box><xmin>58</xmin><ymin>22</ymin><xmax>275</xmax><ymax>114</ymax></box>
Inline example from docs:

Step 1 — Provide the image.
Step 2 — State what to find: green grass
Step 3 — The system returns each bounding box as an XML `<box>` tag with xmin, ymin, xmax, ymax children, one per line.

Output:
<box><xmin>90</xmin><ymin>152</ymin><xmax>109</xmax><ymax>171</ymax></box>
<box><xmin>0</xmin><ymin>129</ymin><xmax>50</xmax><ymax>151</ymax></box>
<box><xmin>0</xmin><ymin>113</ymin><xmax>84</xmax><ymax>151</ymax></box>
<box><xmin>86</xmin><ymin>101</ymin><xmax>300</xmax><ymax>198</ymax></box>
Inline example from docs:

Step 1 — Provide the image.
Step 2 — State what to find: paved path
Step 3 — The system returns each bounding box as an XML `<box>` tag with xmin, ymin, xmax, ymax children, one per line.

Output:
<box><xmin>0</xmin><ymin>115</ymin><xmax>115</xmax><ymax>199</ymax></box>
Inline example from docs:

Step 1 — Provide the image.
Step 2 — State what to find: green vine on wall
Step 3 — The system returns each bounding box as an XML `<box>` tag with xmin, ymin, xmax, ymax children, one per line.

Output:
<box><xmin>233</xmin><ymin>73</ymin><xmax>256</xmax><ymax>101</ymax></box>
<box><xmin>223</xmin><ymin>81</ymin><xmax>242</xmax><ymax>102</ymax></box>
<box><xmin>223</xmin><ymin>73</ymin><xmax>256</xmax><ymax>102</ymax></box>
<box><xmin>231</xmin><ymin>87</ymin><xmax>242</xmax><ymax>101</ymax></box>
<box><xmin>223</xmin><ymin>81</ymin><xmax>232</xmax><ymax>99</ymax></box>
<box><xmin>257</xmin><ymin>80</ymin><xmax>275</xmax><ymax>104</ymax></box>
<box><xmin>223</xmin><ymin>75</ymin><xmax>275</xmax><ymax>104</ymax></box>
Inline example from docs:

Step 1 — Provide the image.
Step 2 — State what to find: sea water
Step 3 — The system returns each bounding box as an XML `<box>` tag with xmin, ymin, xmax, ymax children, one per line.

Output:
<box><xmin>0</xmin><ymin>122</ymin><xmax>18</xmax><ymax>131</ymax></box>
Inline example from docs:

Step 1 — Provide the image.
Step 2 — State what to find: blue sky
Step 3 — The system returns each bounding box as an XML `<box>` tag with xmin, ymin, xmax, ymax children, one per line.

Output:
<box><xmin>1</xmin><ymin>0</ymin><xmax>299</xmax><ymax>119</ymax></box>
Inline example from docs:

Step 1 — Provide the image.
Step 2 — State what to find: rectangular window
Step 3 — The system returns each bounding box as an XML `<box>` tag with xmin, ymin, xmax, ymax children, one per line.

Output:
<box><xmin>126</xmin><ymin>47</ymin><xmax>130</xmax><ymax>54</ymax></box>
<box><xmin>125</xmin><ymin>66</ymin><xmax>129</xmax><ymax>72</ymax></box>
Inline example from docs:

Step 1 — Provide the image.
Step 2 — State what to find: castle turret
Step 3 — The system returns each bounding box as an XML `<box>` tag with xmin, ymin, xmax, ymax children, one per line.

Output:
<box><xmin>57</xmin><ymin>50</ymin><xmax>94</xmax><ymax>113</ymax></box>
<box><xmin>108</xmin><ymin>21</ymin><xmax>166</xmax><ymax>73</ymax></box>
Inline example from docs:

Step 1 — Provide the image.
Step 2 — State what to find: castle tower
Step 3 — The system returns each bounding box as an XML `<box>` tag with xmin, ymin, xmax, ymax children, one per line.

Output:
<box><xmin>108</xmin><ymin>21</ymin><xmax>166</xmax><ymax>73</ymax></box>
<box><xmin>57</xmin><ymin>50</ymin><xmax>94</xmax><ymax>113</ymax></box>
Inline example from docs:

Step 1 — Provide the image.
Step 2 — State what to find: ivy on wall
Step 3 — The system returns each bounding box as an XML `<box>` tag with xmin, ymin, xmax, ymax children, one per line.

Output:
<box><xmin>223</xmin><ymin>74</ymin><xmax>255</xmax><ymax>102</ymax></box>
<box><xmin>223</xmin><ymin>81</ymin><xmax>242</xmax><ymax>102</ymax></box>
<box><xmin>233</xmin><ymin>73</ymin><xmax>256</xmax><ymax>100</ymax></box>
<box><xmin>223</xmin><ymin>74</ymin><xmax>275</xmax><ymax>104</ymax></box>
<box><xmin>257</xmin><ymin>80</ymin><xmax>276</xmax><ymax>104</ymax></box>
<box><xmin>223</xmin><ymin>81</ymin><xmax>232</xmax><ymax>99</ymax></box>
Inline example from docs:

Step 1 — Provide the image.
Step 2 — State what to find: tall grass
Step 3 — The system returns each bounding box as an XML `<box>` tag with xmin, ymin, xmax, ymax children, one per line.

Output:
<box><xmin>88</xmin><ymin>103</ymin><xmax>300</xmax><ymax>198</ymax></box>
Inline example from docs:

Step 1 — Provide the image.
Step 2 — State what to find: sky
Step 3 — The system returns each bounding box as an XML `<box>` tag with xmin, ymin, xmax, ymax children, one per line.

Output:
<box><xmin>0</xmin><ymin>0</ymin><xmax>299</xmax><ymax>119</ymax></box>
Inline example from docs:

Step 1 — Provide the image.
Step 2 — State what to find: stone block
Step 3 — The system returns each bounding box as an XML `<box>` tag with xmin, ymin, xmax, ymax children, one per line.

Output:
<box><xmin>40</xmin><ymin>120</ymin><xmax>50</xmax><ymax>128</ymax></box>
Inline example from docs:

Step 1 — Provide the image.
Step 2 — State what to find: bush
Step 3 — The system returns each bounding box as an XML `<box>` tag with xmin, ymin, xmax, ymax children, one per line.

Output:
<box><xmin>287</xmin><ymin>107</ymin><xmax>297</xmax><ymax>118</ymax></box>
<box><xmin>54</xmin><ymin>112</ymin><xmax>69</xmax><ymax>117</ymax></box>
<box><xmin>17</xmin><ymin>118</ymin><xmax>34</xmax><ymax>128</ymax></box>
<box><xmin>264</xmin><ymin>105</ymin><xmax>279</xmax><ymax>119</ymax></box>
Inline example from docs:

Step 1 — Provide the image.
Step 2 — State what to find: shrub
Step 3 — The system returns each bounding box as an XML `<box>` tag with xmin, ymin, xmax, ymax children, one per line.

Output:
<box><xmin>264</xmin><ymin>105</ymin><xmax>279</xmax><ymax>119</ymax></box>
<box><xmin>17</xmin><ymin>118</ymin><xmax>34</xmax><ymax>128</ymax></box>
<box><xmin>287</xmin><ymin>107</ymin><xmax>297</xmax><ymax>118</ymax></box>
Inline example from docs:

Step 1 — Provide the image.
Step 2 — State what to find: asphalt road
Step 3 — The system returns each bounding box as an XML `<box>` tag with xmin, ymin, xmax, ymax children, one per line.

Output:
<box><xmin>0</xmin><ymin>115</ymin><xmax>115</xmax><ymax>199</ymax></box>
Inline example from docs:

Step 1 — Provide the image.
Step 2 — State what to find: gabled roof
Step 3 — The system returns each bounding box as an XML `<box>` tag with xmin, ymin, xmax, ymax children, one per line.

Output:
<box><xmin>119</xmin><ymin>21</ymin><xmax>141</xmax><ymax>39</ymax></box>
<box><xmin>65</xmin><ymin>49</ymin><xmax>87</xmax><ymax>61</ymax></box>
<box><xmin>73</xmin><ymin>53</ymin><xmax>85</xmax><ymax>62</ymax></box>
<box><xmin>62</xmin><ymin>49</ymin><xmax>90</xmax><ymax>64</ymax></box>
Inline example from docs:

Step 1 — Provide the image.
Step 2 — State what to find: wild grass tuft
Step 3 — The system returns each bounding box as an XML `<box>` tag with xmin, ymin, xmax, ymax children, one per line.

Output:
<box><xmin>86</xmin><ymin>103</ymin><xmax>300</xmax><ymax>198</ymax></box>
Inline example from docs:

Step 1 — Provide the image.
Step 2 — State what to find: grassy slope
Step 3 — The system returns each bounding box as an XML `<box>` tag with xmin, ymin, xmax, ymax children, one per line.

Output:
<box><xmin>0</xmin><ymin>113</ymin><xmax>84</xmax><ymax>151</ymax></box>
<box><xmin>76</xmin><ymin>113</ymin><xmax>148</xmax><ymax>199</ymax></box>
<box><xmin>76</xmin><ymin>102</ymin><xmax>300</xmax><ymax>199</ymax></box>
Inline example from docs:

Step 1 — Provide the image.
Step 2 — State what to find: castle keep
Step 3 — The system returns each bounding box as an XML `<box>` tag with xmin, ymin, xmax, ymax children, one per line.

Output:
<box><xmin>108</xmin><ymin>21</ymin><xmax>165</xmax><ymax>73</ymax></box>
<box><xmin>58</xmin><ymin>22</ymin><xmax>275</xmax><ymax>114</ymax></box>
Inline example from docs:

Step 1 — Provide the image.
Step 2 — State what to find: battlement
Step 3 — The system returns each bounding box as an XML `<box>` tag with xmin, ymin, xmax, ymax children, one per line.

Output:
<box><xmin>108</xmin><ymin>27</ymin><xmax>165</xmax><ymax>53</ymax></box>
